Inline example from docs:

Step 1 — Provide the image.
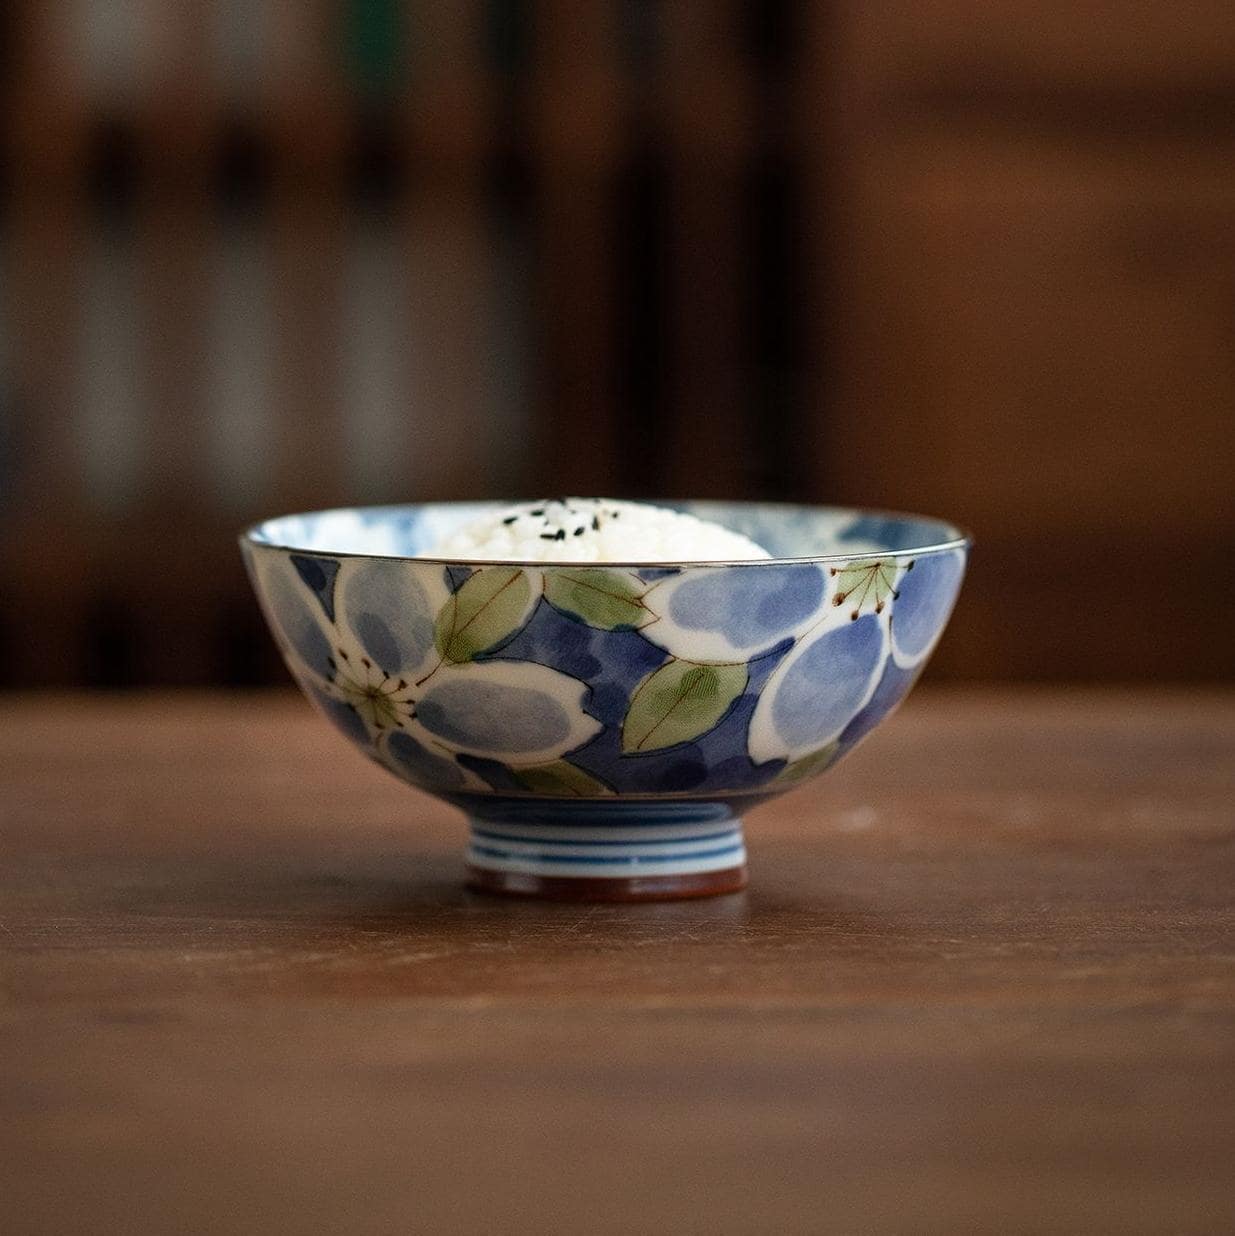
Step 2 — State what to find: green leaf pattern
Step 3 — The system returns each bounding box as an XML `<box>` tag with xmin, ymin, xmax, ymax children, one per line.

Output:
<box><xmin>772</xmin><ymin>740</ymin><xmax>841</xmax><ymax>784</ymax></box>
<box><xmin>434</xmin><ymin>567</ymin><xmax>535</xmax><ymax>663</ymax></box>
<box><xmin>543</xmin><ymin>568</ymin><xmax>650</xmax><ymax>630</ymax></box>
<box><xmin>622</xmin><ymin>659</ymin><xmax>748</xmax><ymax>753</ymax></box>
<box><xmin>512</xmin><ymin>761</ymin><xmax>613</xmax><ymax>797</ymax></box>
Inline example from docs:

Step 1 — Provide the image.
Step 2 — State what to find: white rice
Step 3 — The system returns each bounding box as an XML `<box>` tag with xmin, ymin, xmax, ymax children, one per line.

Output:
<box><xmin>421</xmin><ymin>498</ymin><xmax>771</xmax><ymax>563</ymax></box>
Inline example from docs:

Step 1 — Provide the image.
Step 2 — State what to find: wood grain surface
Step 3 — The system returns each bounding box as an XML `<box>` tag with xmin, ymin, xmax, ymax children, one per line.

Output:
<box><xmin>2</xmin><ymin>690</ymin><xmax>1233</xmax><ymax>1234</ymax></box>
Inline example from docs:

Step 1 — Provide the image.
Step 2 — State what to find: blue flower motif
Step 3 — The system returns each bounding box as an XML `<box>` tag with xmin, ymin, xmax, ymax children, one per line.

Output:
<box><xmin>337</xmin><ymin>560</ymin><xmax>440</xmax><ymax>677</ymax></box>
<box><xmin>749</xmin><ymin>613</ymin><xmax>888</xmax><ymax>763</ymax></box>
<box><xmin>414</xmin><ymin>661</ymin><xmax>602</xmax><ymax>762</ymax></box>
<box><xmin>305</xmin><ymin>682</ymin><xmax>371</xmax><ymax>746</ymax></box>
<box><xmin>419</xmin><ymin>680</ymin><xmax>570</xmax><ymax>751</ymax></box>
<box><xmin>260</xmin><ymin>556</ymin><xmax>336</xmax><ymax>679</ymax></box>
<box><xmin>890</xmin><ymin>549</ymin><xmax>966</xmax><ymax>666</ymax></box>
<box><xmin>642</xmin><ymin>563</ymin><xmax>827</xmax><ymax>661</ymax></box>
<box><xmin>248</xmin><ymin>508</ymin><xmax>965</xmax><ymax>805</ymax></box>
<box><xmin>838</xmin><ymin>656</ymin><xmax>918</xmax><ymax>752</ymax></box>
<box><xmin>384</xmin><ymin>728</ymin><xmax>466</xmax><ymax>789</ymax></box>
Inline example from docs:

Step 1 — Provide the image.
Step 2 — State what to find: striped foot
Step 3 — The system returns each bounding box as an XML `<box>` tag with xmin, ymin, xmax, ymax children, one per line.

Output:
<box><xmin>466</xmin><ymin>815</ymin><xmax>748</xmax><ymax>902</ymax></box>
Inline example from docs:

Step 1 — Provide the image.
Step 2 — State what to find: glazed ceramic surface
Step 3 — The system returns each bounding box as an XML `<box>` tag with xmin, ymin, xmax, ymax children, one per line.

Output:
<box><xmin>242</xmin><ymin>502</ymin><xmax>969</xmax><ymax>897</ymax></box>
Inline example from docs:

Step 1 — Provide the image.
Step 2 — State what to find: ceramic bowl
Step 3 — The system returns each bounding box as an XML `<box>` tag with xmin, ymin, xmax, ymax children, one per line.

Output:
<box><xmin>241</xmin><ymin>502</ymin><xmax>969</xmax><ymax>901</ymax></box>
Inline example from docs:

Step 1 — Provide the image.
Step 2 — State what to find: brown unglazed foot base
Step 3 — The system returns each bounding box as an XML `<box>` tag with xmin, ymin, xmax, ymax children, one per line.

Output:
<box><xmin>467</xmin><ymin>863</ymin><xmax>749</xmax><ymax>902</ymax></box>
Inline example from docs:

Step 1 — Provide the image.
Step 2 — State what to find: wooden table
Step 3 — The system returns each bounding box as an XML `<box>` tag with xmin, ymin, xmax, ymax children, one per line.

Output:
<box><xmin>2</xmin><ymin>690</ymin><xmax>1233</xmax><ymax>1234</ymax></box>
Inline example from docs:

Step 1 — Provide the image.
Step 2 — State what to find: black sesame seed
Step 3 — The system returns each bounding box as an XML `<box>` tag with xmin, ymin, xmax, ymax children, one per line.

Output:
<box><xmin>592</xmin><ymin>516</ymin><xmax>599</xmax><ymax>531</ymax></box>
<box><xmin>502</xmin><ymin>516</ymin><xmax>517</xmax><ymax>525</ymax></box>
<box><xmin>555</xmin><ymin>528</ymin><xmax>566</xmax><ymax>541</ymax></box>
<box><xmin>540</xmin><ymin>533</ymin><xmax>556</xmax><ymax>541</ymax></box>
<box><xmin>530</xmin><ymin>508</ymin><xmax>544</xmax><ymax>517</ymax></box>
<box><xmin>573</xmin><ymin>527</ymin><xmax>584</xmax><ymax>536</ymax></box>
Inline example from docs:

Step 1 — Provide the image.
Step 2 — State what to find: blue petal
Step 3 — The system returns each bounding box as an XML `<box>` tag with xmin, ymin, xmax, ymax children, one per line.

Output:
<box><xmin>839</xmin><ymin>656</ymin><xmax>917</xmax><ymax>750</ymax></box>
<box><xmin>891</xmin><ymin>550</ymin><xmax>965</xmax><ymax>662</ymax></box>
<box><xmin>666</xmin><ymin>564</ymin><xmax>825</xmax><ymax>650</ymax></box>
<box><xmin>266</xmin><ymin>561</ymin><xmax>334</xmax><ymax>679</ymax></box>
<box><xmin>770</xmin><ymin>615</ymin><xmax>886</xmax><ymax>750</ymax></box>
<box><xmin>306</xmin><ymin>684</ymin><xmax>370</xmax><ymax>745</ymax></box>
<box><xmin>417</xmin><ymin>678</ymin><xmax>571</xmax><ymax>753</ymax></box>
<box><xmin>456</xmin><ymin>754</ymin><xmax>526</xmax><ymax>793</ymax></box>
<box><xmin>386</xmin><ymin>729</ymin><xmax>465</xmax><ymax>789</ymax></box>
<box><xmin>339</xmin><ymin>561</ymin><xmax>436</xmax><ymax>674</ymax></box>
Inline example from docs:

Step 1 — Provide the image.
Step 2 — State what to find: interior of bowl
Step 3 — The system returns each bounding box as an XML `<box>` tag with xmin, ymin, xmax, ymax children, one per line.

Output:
<box><xmin>245</xmin><ymin>502</ymin><xmax>969</xmax><ymax>564</ymax></box>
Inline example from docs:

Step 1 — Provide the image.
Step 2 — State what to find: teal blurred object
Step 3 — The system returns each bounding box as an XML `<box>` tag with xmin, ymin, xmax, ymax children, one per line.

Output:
<box><xmin>342</xmin><ymin>0</ymin><xmax>405</xmax><ymax>98</ymax></box>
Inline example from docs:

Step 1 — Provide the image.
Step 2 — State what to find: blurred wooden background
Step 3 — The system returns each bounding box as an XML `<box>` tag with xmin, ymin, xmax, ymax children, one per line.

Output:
<box><xmin>0</xmin><ymin>1</ymin><xmax>1232</xmax><ymax>688</ymax></box>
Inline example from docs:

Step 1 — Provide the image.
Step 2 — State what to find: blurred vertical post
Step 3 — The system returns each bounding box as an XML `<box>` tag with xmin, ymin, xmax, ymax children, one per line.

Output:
<box><xmin>3</xmin><ymin>2</ymin><xmax>90</xmax><ymax>683</ymax></box>
<box><xmin>403</xmin><ymin>1</ymin><xmax>491</xmax><ymax>498</ymax></box>
<box><xmin>133</xmin><ymin>0</ymin><xmax>217</xmax><ymax>681</ymax></box>
<box><xmin>266</xmin><ymin>1</ymin><xmax>347</xmax><ymax>511</ymax></box>
<box><xmin>337</xmin><ymin>0</ymin><xmax>409</xmax><ymax>502</ymax></box>
<box><xmin>662</xmin><ymin>3</ymin><xmax>753</xmax><ymax>496</ymax></box>
<box><xmin>530</xmin><ymin>1</ymin><xmax>624</xmax><ymax>496</ymax></box>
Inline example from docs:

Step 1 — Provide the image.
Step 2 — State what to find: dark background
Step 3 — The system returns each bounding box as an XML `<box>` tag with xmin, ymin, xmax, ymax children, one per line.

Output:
<box><xmin>1</xmin><ymin>1</ymin><xmax>1232</xmax><ymax>689</ymax></box>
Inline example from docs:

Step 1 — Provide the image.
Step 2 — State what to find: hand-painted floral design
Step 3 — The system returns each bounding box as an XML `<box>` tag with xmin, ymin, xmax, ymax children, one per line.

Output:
<box><xmin>621</xmin><ymin>660</ymin><xmax>748</xmax><ymax>754</ymax></box>
<box><xmin>543</xmin><ymin>568</ymin><xmax>652</xmax><ymax>631</ymax></box>
<box><xmin>829</xmin><ymin>558</ymin><xmax>904</xmax><ymax>621</ymax></box>
<box><xmin>889</xmin><ymin>548</ymin><xmax>966</xmax><ymax>667</ymax></box>
<box><xmin>243</xmin><ymin>505</ymin><xmax>967</xmax><ymax>801</ymax></box>
<box><xmin>639</xmin><ymin>563</ymin><xmax>827</xmax><ymax>662</ymax></box>
<box><xmin>250</xmin><ymin>553</ymin><xmax>600</xmax><ymax>787</ymax></box>
<box><xmin>747</xmin><ymin>614</ymin><xmax>888</xmax><ymax>765</ymax></box>
<box><xmin>434</xmin><ymin>566</ymin><xmax>540</xmax><ymax>663</ymax></box>
<box><xmin>327</xmin><ymin>646</ymin><xmax>417</xmax><ymax>730</ymax></box>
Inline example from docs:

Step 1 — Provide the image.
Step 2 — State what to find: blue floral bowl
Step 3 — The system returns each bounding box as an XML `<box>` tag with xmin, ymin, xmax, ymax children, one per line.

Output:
<box><xmin>241</xmin><ymin>502</ymin><xmax>969</xmax><ymax>900</ymax></box>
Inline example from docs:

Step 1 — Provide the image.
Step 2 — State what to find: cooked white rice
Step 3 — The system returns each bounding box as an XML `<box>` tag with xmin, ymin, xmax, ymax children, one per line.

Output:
<box><xmin>421</xmin><ymin>498</ymin><xmax>771</xmax><ymax>563</ymax></box>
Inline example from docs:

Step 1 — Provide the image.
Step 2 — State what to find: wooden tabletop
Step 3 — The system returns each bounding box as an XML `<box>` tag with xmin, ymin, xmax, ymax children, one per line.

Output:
<box><xmin>2</xmin><ymin>689</ymin><xmax>1233</xmax><ymax>1234</ymax></box>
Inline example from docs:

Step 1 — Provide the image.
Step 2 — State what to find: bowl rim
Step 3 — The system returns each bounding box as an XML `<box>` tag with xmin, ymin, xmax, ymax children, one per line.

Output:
<box><xmin>240</xmin><ymin>499</ymin><xmax>974</xmax><ymax>568</ymax></box>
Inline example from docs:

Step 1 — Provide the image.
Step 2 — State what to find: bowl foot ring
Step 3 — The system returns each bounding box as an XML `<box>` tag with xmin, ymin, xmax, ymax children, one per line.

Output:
<box><xmin>465</xmin><ymin>815</ymin><xmax>748</xmax><ymax>902</ymax></box>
